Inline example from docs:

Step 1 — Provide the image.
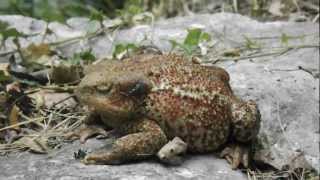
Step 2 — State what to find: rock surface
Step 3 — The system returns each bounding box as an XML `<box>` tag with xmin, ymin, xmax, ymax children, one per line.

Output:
<box><xmin>0</xmin><ymin>139</ymin><xmax>247</xmax><ymax>180</ymax></box>
<box><xmin>0</xmin><ymin>13</ymin><xmax>319</xmax><ymax>179</ymax></box>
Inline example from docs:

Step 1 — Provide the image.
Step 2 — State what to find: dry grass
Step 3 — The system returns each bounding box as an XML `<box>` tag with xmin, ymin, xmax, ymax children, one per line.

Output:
<box><xmin>247</xmin><ymin>168</ymin><xmax>319</xmax><ymax>180</ymax></box>
<box><xmin>0</xmin><ymin>105</ymin><xmax>86</xmax><ymax>154</ymax></box>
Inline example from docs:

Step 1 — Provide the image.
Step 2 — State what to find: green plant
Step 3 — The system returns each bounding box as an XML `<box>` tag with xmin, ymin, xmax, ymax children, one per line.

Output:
<box><xmin>112</xmin><ymin>43</ymin><xmax>139</xmax><ymax>59</ymax></box>
<box><xmin>0</xmin><ymin>21</ymin><xmax>26</xmax><ymax>46</ymax></box>
<box><xmin>70</xmin><ymin>49</ymin><xmax>96</xmax><ymax>65</ymax></box>
<box><xmin>170</xmin><ymin>28</ymin><xmax>211</xmax><ymax>56</ymax></box>
<box><xmin>243</xmin><ymin>35</ymin><xmax>261</xmax><ymax>50</ymax></box>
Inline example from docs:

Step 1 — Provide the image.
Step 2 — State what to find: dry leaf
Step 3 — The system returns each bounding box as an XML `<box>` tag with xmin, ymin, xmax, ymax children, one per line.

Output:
<box><xmin>50</xmin><ymin>65</ymin><xmax>83</xmax><ymax>84</ymax></box>
<box><xmin>223</xmin><ymin>49</ymin><xmax>241</xmax><ymax>57</ymax></box>
<box><xmin>31</xmin><ymin>91</ymin><xmax>45</xmax><ymax>110</ymax></box>
<box><xmin>23</xmin><ymin>43</ymin><xmax>51</xmax><ymax>60</ymax></box>
<box><xmin>29</xmin><ymin>90</ymin><xmax>76</xmax><ymax>109</ymax></box>
<box><xmin>6</xmin><ymin>82</ymin><xmax>21</xmax><ymax>93</ymax></box>
<box><xmin>8</xmin><ymin>105</ymin><xmax>21</xmax><ymax>131</ymax></box>
<box><xmin>0</xmin><ymin>63</ymin><xmax>10</xmax><ymax>76</ymax></box>
<box><xmin>269</xmin><ymin>0</ymin><xmax>284</xmax><ymax>16</ymax></box>
<box><xmin>15</xmin><ymin>136</ymin><xmax>48</xmax><ymax>153</ymax></box>
<box><xmin>0</xmin><ymin>93</ymin><xmax>7</xmax><ymax>113</ymax></box>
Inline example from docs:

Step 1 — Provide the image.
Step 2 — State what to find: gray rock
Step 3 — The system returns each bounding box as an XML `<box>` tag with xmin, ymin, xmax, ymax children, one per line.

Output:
<box><xmin>0</xmin><ymin>139</ymin><xmax>247</xmax><ymax>180</ymax></box>
<box><xmin>0</xmin><ymin>13</ymin><xmax>319</xmax><ymax>179</ymax></box>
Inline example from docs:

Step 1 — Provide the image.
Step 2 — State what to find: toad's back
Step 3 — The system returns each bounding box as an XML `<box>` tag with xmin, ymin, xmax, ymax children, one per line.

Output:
<box><xmin>120</xmin><ymin>54</ymin><xmax>235</xmax><ymax>152</ymax></box>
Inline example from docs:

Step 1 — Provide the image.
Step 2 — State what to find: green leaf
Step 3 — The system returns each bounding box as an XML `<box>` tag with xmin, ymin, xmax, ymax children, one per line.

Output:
<box><xmin>0</xmin><ymin>21</ymin><xmax>9</xmax><ymax>30</ymax></box>
<box><xmin>170</xmin><ymin>28</ymin><xmax>211</xmax><ymax>55</ymax></box>
<box><xmin>281</xmin><ymin>33</ymin><xmax>289</xmax><ymax>46</ymax></box>
<box><xmin>112</xmin><ymin>43</ymin><xmax>139</xmax><ymax>59</ymax></box>
<box><xmin>126</xmin><ymin>43</ymin><xmax>138</xmax><ymax>50</ymax></box>
<box><xmin>169</xmin><ymin>39</ymin><xmax>178</xmax><ymax>50</ymax></box>
<box><xmin>62</xmin><ymin>4</ymin><xmax>90</xmax><ymax>17</ymax></box>
<box><xmin>70</xmin><ymin>49</ymin><xmax>96</xmax><ymax>65</ymax></box>
<box><xmin>34</xmin><ymin>0</ymin><xmax>65</xmax><ymax>22</ymax></box>
<box><xmin>3</xmin><ymin>28</ymin><xmax>23</xmax><ymax>37</ymax></box>
<box><xmin>0</xmin><ymin>21</ymin><xmax>25</xmax><ymax>41</ymax></box>
<box><xmin>90</xmin><ymin>10</ymin><xmax>106</xmax><ymax>23</ymax></box>
<box><xmin>113</xmin><ymin>44</ymin><xmax>126</xmax><ymax>58</ymax></box>
<box><xmin>183</xmin><ymin>28</ymin><xmax>202</xmax><ymax>47</ymax></box>
<box><xmin>79</xmin><ymin>50</ymin><xmax>96</xmax><ymax>62</ymax></box>
<box><xmin>0</xmin><ymin>70</ymin><xmax>11</xmax><ymax>83</ymax></box>
<box><xmin>243</xmin><ymin>35</ymin><xmax>261</xmax><ymax>50</ymax></box>
<box><xmin>200</xmin><ymin>32</ymin><xmax>211</xmax><ymax>42</ymax></box>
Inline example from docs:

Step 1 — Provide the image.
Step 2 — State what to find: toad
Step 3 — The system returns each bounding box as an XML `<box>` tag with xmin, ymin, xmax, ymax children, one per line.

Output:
<box><xmin>70</xmin><ymin>54</ymin><xmax>261</xmax><ymax>169</ymax></box>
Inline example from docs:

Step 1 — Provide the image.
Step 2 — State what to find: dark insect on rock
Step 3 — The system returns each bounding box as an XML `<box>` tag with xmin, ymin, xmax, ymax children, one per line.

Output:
<box><xmin>74</xmin><ymin>149</ymin><xmax>87</xmax><ymax>160</ymax></box>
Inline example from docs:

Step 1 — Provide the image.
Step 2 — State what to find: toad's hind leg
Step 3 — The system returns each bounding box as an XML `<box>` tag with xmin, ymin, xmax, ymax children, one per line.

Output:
<box><xmin>221</xmin><ymin>100</ymin><xmax>261</xmax><ymax>169</ymax></box>
<box><xmin>83</xmin><ymin>119</ymin><xmax>167</xmax><ymax>165</ymax></box>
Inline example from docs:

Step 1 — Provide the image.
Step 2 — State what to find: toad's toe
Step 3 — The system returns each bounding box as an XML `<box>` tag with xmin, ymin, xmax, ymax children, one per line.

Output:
<box><xmin>65</xmin><ymin>125</ymin><xmax>110</xmax><ymax>143</ymax></box>
<box><xmin>220</xmin><ymin>143</ymin><xmax>250</xmax><ymax>170</ymax></box>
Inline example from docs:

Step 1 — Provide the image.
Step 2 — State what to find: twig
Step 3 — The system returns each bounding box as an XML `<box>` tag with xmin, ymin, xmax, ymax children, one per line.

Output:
<box><xmin>300</xmin><ymin>1</ymin><xmax>319</xmax><ymax>12</ymax></box>
<box><xmin>210</xmin><ymin>44</ymin><xmax>319</xmax><ymax>64</ymax></box>
<box><xmin>41</xmin><ymin>22</ymin><xmax>49</xmax><ymax>43</ymax></box>
<box><xmin>48</xmin><ymin>27</ymin><xmax>105</xmax><ymax>47</ymax></box>
<box><xmin>211</xmin><ymin>48</ymin><xmax>291</xmax><ymax>63</ymax></box>
<box><xmin>298</xmin><ymin>66</ymin><xmax>317</xmax><ymax>78</ymax></box>
<box><xmin>0</xmin><ymin>114</ymin><xmax>44</xmax><ymax>132</ymax></box>
<box><xmin>276</xmin><ymin>100</ymin><xmax>296</xmax><ymax>151</ymax></box>
<box><xmin>249</xmin><ymin>33</ymin><xmax>318</xmax><ymax>40</ymax></box>
<box><xmin>0</xmin><ymin>50</ymin><xmax>17</xmax><ymax>57</ymax></box>
<box><xmin>313</xmin><ymin>13</ymin><xmax>319</xmax><ymax>23</ymax></box>
<box><xmin>233</xmin><ymin>0</ymin><xmax>238</xmax><ymax>13</ymax></box>
<box><xmin>291</xmin><ymin>0</ymin><xmax>301</xmax><ymax>12</ymax></box>
<box><xmin>51</xmin><ymin>95</ymin><xmax>75</xmax><ymax>108</ymax></box>
<box><xmin>40</xmin><ymin>85</ymin><xmax>77</xmax><ymax>93</ymax></box>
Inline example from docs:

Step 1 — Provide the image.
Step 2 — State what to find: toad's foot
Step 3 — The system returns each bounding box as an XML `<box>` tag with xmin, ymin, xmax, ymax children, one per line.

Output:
<box><xmin>64</xmin><ymin>125</ymin><xmax>110</xmax><ymax>143</ymax></box>
<box><xmin>220</xmin><ymin>143</ymin><xmax>250</xmax><ymax>170</ymax></box>
<box><xmin>83</xmin><ymin>119</ymin><xmax>167</xmax><ymax>165</ymax></box>
<box><xmin>157</xmin><ymin>137</ymin><xmax>187</xmax><ymax>165</ymax></box>
<box><xmin>83</xmin><ymin>152</ymin><xmax>123</xmax><ymax>165</ymax></box>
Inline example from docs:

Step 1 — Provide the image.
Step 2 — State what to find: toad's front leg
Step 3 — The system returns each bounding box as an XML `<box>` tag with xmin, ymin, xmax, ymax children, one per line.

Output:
<box><xmin>65</xmin><ymin>112</ymin><xmax>111</xmax><ymax>143</ymax></box>
<box><xmin>83</xmin><ymin>119</ymin><xmax>168</xmax><ymax>165</ymax></box>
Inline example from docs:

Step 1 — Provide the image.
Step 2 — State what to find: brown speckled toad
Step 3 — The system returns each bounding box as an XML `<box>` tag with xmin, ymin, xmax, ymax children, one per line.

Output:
<box><xmin>71</xmin><ymin>54</ymin><xmax>261</xmax><ymax>169</ymax></box>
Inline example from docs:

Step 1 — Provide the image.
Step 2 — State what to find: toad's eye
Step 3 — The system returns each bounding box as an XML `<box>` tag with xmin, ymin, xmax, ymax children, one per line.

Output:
<box><xmin>96</xmin><ymin>84</ymin><xmax>112</xmax><ymax>93</ymax></box>
<box><xmin>121</xmin><ymin>80</ymin><xmax>151</xmax><ymax>98</ymax></box>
